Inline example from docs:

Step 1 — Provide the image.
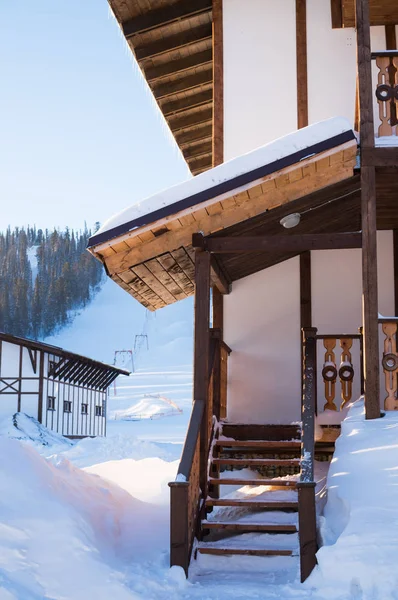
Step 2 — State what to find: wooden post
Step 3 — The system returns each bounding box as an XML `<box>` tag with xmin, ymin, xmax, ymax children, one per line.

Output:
<box><xmin>297</xmin><ymin>482</ymin><xmax>317</xmax><ymax>582</ymax></box>
<box><xmin>356</xmin><ymin>0</ymin><xmax>380</xmax><ymax>419</ymax></box>
<box><xmin>194</xmin><ymin>248</ymin><xmax>211</xmax><ymax>492</ymax></box>
<box><xmin>169</xmin><ymin>482</ymin><xmax>189</xmax><ymax>574</ymax></box>
<box><xmin>296</xmin><ymin>0</ymin><xmax>308</xmax><ymax>129</ymax></box>
<box><xmin>212</xmin><ymin>0</ymin><xmax>224</xmax><ymax>166</ymax></box>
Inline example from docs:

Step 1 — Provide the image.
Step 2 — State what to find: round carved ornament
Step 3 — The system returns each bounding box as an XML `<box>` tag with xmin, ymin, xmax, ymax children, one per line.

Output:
<box><xmin>382</xmin><ymin>353</ymin><xmax>398</xmax><ymax>372</ymax></box>
<box><xmin>322</xmin><ymin>364</ymin><xmax>338</xmax><ymax>382</ymax></box>
<box><xmin>375</xmin><ymin>84</ymin><xmax>398</xmax><ymax>102</ymax></box>
<box><xmin>339</xmin><ymin>364</ymin><xmax>354</xmax><ymax>382</ymax></box>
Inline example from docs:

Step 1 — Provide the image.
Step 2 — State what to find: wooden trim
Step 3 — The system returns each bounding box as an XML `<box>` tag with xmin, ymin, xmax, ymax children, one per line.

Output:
<box><xmin>192</xmin><ymin>232</ymin><xmax>362</xmax><ymax>253</ymax></box>
<box><xmin>212</xmin><ymin>287</ymin><xmax>224</xmax><ymax>332</ymax></box>
<box><xmin>385</xmin><ymin>24</ymin><xmax>397</xmax><ymax>50</ymax></box>
<box><xmin>296</xmin><ymin>0</ymin><xmax>308</xmax><ymax>129</ymax></box>
<box><xmin>300</xmin><ymin>252</ymin><xmax>312</xmax><ymax>329</ymax></box>
<box><xmin>394</xmin><ymin>231</ymin><xmax>398</xmax><ymax>316</ymax></box>
<box><xmin>135</xmin><ymin>23</ymin><xmax>212</xmax><ymax>61</ymax></box>
<box><xmin>37</xmin><ymin>350</ymin><xmax>44</xmax><ymax>423</ymax></box>
<box><xmin>357</xmin><ymin>0</ymin><xmax>380</xmax><ymax>420</ymax></box>
<box><xmin>361</xmin><ymin>147</ymin><xmax>398</xmax><ymax>166</ymax></box>
<box><xmin>212</xmin><ymin>0</ymin><xmax>224</xmax><ymax>166</ymax></box>
<box><xmin>17</xmin><ymin>346</ymin><xmax>23</xmax><ymax>412</ymax></box>
<box><xmin>331</xmin><ymin>0</ymin><xmax>343</xmax><ymax>28</ymax></box>
<box><xmin>169</xmin><ymin>482</ymin><xmax>189</xmax><ymax>574</ymax></box>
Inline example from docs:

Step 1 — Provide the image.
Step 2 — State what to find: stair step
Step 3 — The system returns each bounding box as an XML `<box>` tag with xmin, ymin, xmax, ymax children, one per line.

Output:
<box><xmin>209</xmin><ymin>478</ymin><xmax>297</xmax><ymax>487</ymax></box>
<box><xmin>216</xmin><ymin>440</ymin><xmax>301</xmax><ymax>449</ymax></box>
<box><xmin>213</xmin><ymin>458</ymin><xmax>300</xmax><ymax>467</ymax></box>
<box><xmin>202</xmin><ymin>521</ymin><xmax>297</xmax><ymax>533</ymax></box>
<box><xmin>197</xmin><ymin>546</ymin><xmax>294</xmax><ymax>557</ymax></box>
<box><xmin>221</xmin><ymin>423</ymin><xmax>301</xmax><ymax>442</ymax></box>
<box><xmin>205</xmin><ymin>498</ymin><xmax>298</xmax><ymax>509</ymax></box>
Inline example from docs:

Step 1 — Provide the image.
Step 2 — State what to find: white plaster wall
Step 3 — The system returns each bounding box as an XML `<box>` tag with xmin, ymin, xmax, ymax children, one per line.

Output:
<box><xmin>224</xmin><ymin>257</ymin><xmax>301</xmax><ymax>424</ymax></box>
<box><xmin>223</xmin><ymin>0</ymin><xmax>297</xmax><ymax>161</ymax></box>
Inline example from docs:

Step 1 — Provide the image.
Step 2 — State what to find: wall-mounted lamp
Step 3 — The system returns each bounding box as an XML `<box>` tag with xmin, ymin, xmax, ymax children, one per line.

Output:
<box><xmin>280</xmin><ymin>213</ymin><xmax>301</xmax><ymax>229</ymax></box>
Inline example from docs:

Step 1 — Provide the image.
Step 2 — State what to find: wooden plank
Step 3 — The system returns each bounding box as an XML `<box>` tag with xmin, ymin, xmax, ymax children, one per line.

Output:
<box><xmin>154</xmin><ymin>69</ymin><xmax>213</xmax><ymax>101</ymax></box>
<box><xmin>122</xmin><ymin>0</ymin><xmax>212</xmax><ymax>37</ymax></box>
<box><xmin>216</xmin><ymin>440</ymin><xmax>301</xmax><ymax>448</ymax></box>
<box><xmin>300</xmin><ymin>252</ymin><xmax>312</xmax><ymax>329</ymax></box>
<box><xmin>175</xmin><ymin>123</ymin><xmax>213</xmax><ymax>147</ymax></box>
<box><xmin>145</xmin><ymin>258</ymin><xmax>188</xmax><ymax>301</ymax></box>
<box><xmin>331</xmin><ymin>0</ymin><xmax>343</xmax><ymax>27</ymax></box>
<box><xmin>357</xmin><ymin>0</ymin><xmax>380</xmax><ymax>420</ymax></box>
<box><xmin>183</xmin><ymin>139</ymin><xmax>212</xmax><ymax>161</ymax></box>
<box><xmin>361</xmin><ymin>147</ymin><xmax>398</xmax><ymax>166</ymax></box>
<box><xmin>169</xmin><ymin>482</ymin><xmax>189</xmax><ymax>574</ymax></box>
<box><xmin>208</xmin><ymin>478</ymin><xmax>297</xmax><ymax>487</ymax></box>
<box><xmin>213</xmin><ymin>458</ymin><xmax>301</xmax><ymax>467</ymax></box>
<box><xmin>221</xmin><ymin>423</ymin><xmax>301</xmax><ymax>440</ymax></box>
<box><xmin>212</xmin><ymin>287</ymin><xmax>224</xmax><ymax>332</ymax></box>
<box><xmin>145</xmin><ymin>49</ymin><xmax>212</xmax><ymax>83</ymax></box>
<box><xmin>131</xmin><ymin>263</ymin><xmax>177</xmax><ymax>305</ymax></box>
<box><xmin>156</xmin><ymin>253</ymin><xmax>195</xmax><ymax>295</ymax></box>
<box><xmin>161</xmin><ymin>89</ymin><xmax>212</xmax><ymax>117</ymax></box>
<box><xmin>213</xmin><ymin>0</ymin><xmax>224</xmax><ymax>166</ymax></box>
<box><xmin>296</xmin><ymin>0</ymin><xmax>308</xmax><ymax>129</ymax></box>
<box><xmin>202</xmin><ymin>521</ymin><xmax>298</xmax><ymax>532</ymax></box>
<box><xmin>385</xmin><ymin>24</ymin><xmax>397</xmax><ymax>50</ymax></box>
<box><xmin>197</xmin><ymin>547</ymin><xmax>294</xmax><ymax>557</ymax></box>
<box><xmin>192</xmin><ymin>232</ymin><xmax>362</xmax><ymax>254</ymax></box>
<box><xmin>135</xmin><ymin>23</ymin><xmax>212</xmax><ymax>61</ymax></box>
<box><xmin>205</xmin><ymin>499</ymin><xmax>299</xmax><ymax>509</ymax></box>
<box><xmin>394</xmin><ymin>230</ymin><xmax>398</xmax><ymax>316</ymax></box>
<box><xmin>297</xmin><ymin>483</ymin><xmax>317</xmax><ymax>581</ymax></box>
<box><xmin>171</xmin><ymin>247</ymin><xmax>196</xmax><ymax>281</ymax></box>
<box><xmin>168</xmin><ymin>106</ymin><xmax>213</xmax><ymax>132</ymax></box>
<box><xmin>210</xmin><ymin>255</ymin><xmax>231</xmax><ymax>295</ymax></box>
<box><xmin>343</xmin><ymin>0</ymin><xmax>398</xmax><ymax>27</ymax></box>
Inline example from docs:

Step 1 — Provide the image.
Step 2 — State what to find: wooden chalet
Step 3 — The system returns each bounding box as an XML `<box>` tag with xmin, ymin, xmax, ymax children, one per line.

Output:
<box><xmin>88</xmin><ymin>0</ymin><xmax>398</xmax><ymax>583</ymax></box>
<box><xmin>0</xmin><ymin>332</ymin><xmax>129</xmax><ymax>438</ymax></box>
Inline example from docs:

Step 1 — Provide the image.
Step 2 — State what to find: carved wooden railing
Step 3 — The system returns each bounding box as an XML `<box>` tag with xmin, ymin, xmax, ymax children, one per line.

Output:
<box><xmin>371</xmin><ymin>51</ymin><xmax>398</xmax><ymax>139</ymax></box>
<box><xmin>379</xmin><ymin>318</ymin><xmax>398</xmax><ymax>410</ymax></box>
<box><xmin>169</xmin><ymin>330</ymin><xmax>231</xmax><ymax>575</ymax></box>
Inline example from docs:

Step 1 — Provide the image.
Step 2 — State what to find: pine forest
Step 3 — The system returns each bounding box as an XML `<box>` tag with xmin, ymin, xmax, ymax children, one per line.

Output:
<box><xmin>0</xmin><ymin>226</ymin><xmax>103</xmax><ymax>339</ymax></box>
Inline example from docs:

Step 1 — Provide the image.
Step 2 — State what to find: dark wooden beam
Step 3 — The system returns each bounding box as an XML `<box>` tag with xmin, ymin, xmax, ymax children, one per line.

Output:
<box><xmin>194</xmin><ymin>249</ymin><xmax>211</xmax><ymax>492</ymax></box>
<box><xmin>123</xmin><ymin>0</ymin><xmax>212</xmax><ymax>38</ymax></box>
<box><xmin>135</xmin><ymin>23</ymin><xmax>212</xmax><ymax>61</ymax></box>
<box><xmin>385</xmin><ymin>24</ymin><xmax>397</xmax><ymax>49</ymax></box>
<box><xmin>169</xmin><ymin>106</ymin><xmax>213</xmax><ymax>133</ymax></box>
<box><xmin>161</xmin><ymin>89</ymin><xmax>212</xmax><ymax>117</ymax></box>
<box><xmin>356</xmin><ymin>0</ymin><xmax>380</xmax><ymax>420</ymax></box>
<box><xmin>176</xmin><ymin>123</ymin><xmax>213</xmax><ymax>147</ymax></box>
<box><xmin>154</xmin><ymin>69</ymin><xmax>213</xmax><ymax>100</ymax></box>
<box><xmin>331</xmin><ymin>0</ymin><xmax>343</xmax><ymax>28</ymax></box>
<box><xmin>192</xmin><ymin>232</ymin><xmax>362</xmax><ymax>253</ymax></box>
<box><xmin>300</xmin><ymin>252</ymin><xmax>312</xmax><ymax>328</ymax></box>
<box><xmin>361</xmin><ymin>147</ymin><xmax>398</xmax><ymax>166</ymax></box>
<box><xmin>213</xmin><ymin>0</ymin><xmax>224</xmax><ymax>166</ymax></box>
<box><xmin>188</xmin><ymin>154</ymin><xmax>213</xmax><ymax>174</ymax></box>
<box><xmin>212</xmin><ymin>287</ymin><xmax>224</xmax><ymax>332</ymax></box>
<box><xmin>296</xmin><ymin>0</ymin><xmax>308</xmax><ymax>129</ymax></box>
<box><xmin>394</xmin><ymin>230</ymin><xmax>398</xmax><ymax>316</ymax></box>
<box><xmin>183</xmin><ymin>140</ymin><xmax>212</xmax><ymax>161</ymax></box>
<box><xmin>145</xmin><ymin>49</ymin><xmax>212</xmax><ymax>83</ymax></box>
<box><xmin>210</xmin><ymin>255</ymin><xmax>231</xmax><ymax>295</ymax></box>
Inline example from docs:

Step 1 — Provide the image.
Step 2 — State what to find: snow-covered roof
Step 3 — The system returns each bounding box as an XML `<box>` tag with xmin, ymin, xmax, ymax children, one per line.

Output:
<box><xmin>89</xmin><ymin>117</ymin><xmax>355</xmax><ymax>248</ymax></box>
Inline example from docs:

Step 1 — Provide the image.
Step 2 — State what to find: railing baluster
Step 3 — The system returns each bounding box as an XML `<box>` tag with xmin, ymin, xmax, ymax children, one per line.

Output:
<box><xmin>322</xmin><ymin>338</ymin><xmax>337</xmax><ymax>411</ymax></box>
<box><xmin>380</xmin><ymin>320</ymin><xmax>398</xmax><ymax>410</ymax></box>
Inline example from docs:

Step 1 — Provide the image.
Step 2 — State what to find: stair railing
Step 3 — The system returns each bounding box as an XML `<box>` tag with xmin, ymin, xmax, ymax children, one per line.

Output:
<box><xmin>169</xmin><ymin>331</ymin><xmax>229</xmax><ymax>575</ymax></box>
<box><xmin>379</xmin><ymin>317</ymin><xmax>398</xmax><ymax>410</ymax></box>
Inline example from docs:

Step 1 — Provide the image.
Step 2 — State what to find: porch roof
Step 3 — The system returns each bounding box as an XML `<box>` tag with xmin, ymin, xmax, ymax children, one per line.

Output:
<box><xmin>88</xmin><ymin>117</ymin><xmax>360</xmax><ymax>311</ymax></box>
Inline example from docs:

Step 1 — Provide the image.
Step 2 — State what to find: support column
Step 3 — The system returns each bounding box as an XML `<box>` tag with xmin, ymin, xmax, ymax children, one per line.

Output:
<box><xmin>194</xmin><ymin>249</ymin><xmax>211</xmax><ymax>492</ymax></box>
<box><xmin>356</xmin><ymin>0</ymin><xmax>380</xmax><ymax>419</ymax></box>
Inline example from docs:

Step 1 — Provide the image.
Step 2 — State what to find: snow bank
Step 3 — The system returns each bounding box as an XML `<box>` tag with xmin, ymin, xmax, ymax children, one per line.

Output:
<box><xmin>309</xmin><ymin>398</ymin><xmax>398</xmax><ymax>598</ymax></box>
<box><xmin>96</xmin><ymin>117</ymin><xmax>353</xmax><ymax>237</ymax></box>
<box><xmin>0</xmin><ymin>413</ymin><xmax>72</xmax><ymax>449</ymax></box>
<box><xmin>0</xmin><ymin>437</ymin><xmax>168</xmax><ymax>600</ymax></box>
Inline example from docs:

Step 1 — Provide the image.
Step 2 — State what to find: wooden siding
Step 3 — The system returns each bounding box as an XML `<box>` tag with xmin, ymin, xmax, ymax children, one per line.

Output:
<box><xmin>92</xmin><ymin>140</ymin><xmax>357</xmax><ymax>310</ymax></box>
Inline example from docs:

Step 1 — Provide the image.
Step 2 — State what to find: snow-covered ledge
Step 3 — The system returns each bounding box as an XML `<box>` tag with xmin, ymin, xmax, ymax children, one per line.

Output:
<box><xmin>308</xmin><ymin>398</ymin><xmax>398</xmax><ymax>596</ymax></box>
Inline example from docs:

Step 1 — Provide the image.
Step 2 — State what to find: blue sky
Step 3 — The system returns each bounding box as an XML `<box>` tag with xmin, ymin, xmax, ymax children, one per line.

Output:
<box><xmin>0</xmin><ymin>1</ymin><xmax>190</xmax><ymax>233</ymax></box>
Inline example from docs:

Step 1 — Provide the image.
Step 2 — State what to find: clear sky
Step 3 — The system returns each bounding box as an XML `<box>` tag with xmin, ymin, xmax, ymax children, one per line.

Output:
<box><xmin>0</xmin><ymin>1</ymin><xmax>190</xmax><ymax>233</ymax></box>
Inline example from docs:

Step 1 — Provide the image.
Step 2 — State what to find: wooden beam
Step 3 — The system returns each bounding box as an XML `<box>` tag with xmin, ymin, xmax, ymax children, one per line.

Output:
<box><xmin>300</xmin><ymin>252</ymin><xmax>312</xmax><ymax>328</ymax></box>
<box><xmin>122</xmin><ymin>0</ymin><xmax>212</xmax><ymax>38</ymax></box>
<box><xmin>356</xmin><ymin>0</ymin><xmax>380</xmax><ymax>420</ymax></box>
<box><xmin>176</xmin><ymin>123</ymin><xmax>213</xmax><ymax>147</ymax></box>
<box><xmin>296</xmin><ymin>0</ymin><xmax>308</xmax><ymax>129</ymax></box>
<box><xmin>394</xmin><ymin>230</ymin><xmax>398</xmax><ymax>317</ymax></box>
<box><xmin>331</xmin><ymin>0</ymin><xmax>343</xmax><ymax>28</ymax></box>
<box><xmin>361</xmin><ymin>147</ymin><xmax>398</xmax><ymax>166</ymax></box>
<box><xmin>194</xmin><ymin>249</ymin><xmax>211</xmax><ymax>492</ymax></box>
<box><xmin>145</xmin><ymin>49</ymin><xmax>212</xmax><ymax>83</ymax></box>
<box><xmin>212</xmin><ymin>287</ymin><xmax>224</xmax><ymax>332</ymax></box>
<box><xmin>192</xmin><ymin>232</ymin><xmax>362</xmax><ymax>253</ymax></box>
<box><xmin>210</xmin><ymin>255</ymin><xmax>231</xmax><ymax>295</ymax></box>
<box><xmin>183</xmin><ymin>140</ymin><xmax>212</xmax><ymax>161</ymax></box>
<box><xmin>385</xmin><ymin>24</ymin><xmax>397</xmax><ymax>50</ymax></box>
<box><xmin>161</xmin><ymin>89</ymin><xmax>212</xmax><ymax>117</ymax></box>
<box><xmin>213</xmin><ymin>0</ymin><xmax>224</xmax><ymax>166</ymax></box>
<box><xmin>135</xmin><ymin>23</ymin><xmax>212</xmax><ymax>61</ymax></box>
<box><xmin>154</xmin><ymin>69</ymin><xmax>213</xmax><ymax>100</ymax></box>
<box><xmin>168</xmin><ymin>107</ymin><xmax>212</xmax><ymax>133</ymax></box>
<box><xmin>188</xmin><ymin>154</ymin><xmax>213</xmax><ymax>174</ymax></box>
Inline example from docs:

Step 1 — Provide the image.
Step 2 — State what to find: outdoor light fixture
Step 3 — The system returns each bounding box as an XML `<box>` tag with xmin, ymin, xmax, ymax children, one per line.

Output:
<box><xmin>280</xmin><ymin>213</ymin><xmax>301</xmax><ymax>229</ymax></box>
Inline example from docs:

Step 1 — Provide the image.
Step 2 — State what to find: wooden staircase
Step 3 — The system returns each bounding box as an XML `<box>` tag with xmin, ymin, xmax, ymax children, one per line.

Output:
<box><xmin>195</xmin><ymin>423</ymin><xmax>302</xmax><ymax>565</ymax></box>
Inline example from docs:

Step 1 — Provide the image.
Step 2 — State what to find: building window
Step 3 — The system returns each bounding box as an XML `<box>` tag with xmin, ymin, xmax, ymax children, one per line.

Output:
<box><xmin>47</xmin><ymin>396</ymin><xmax>55</xmax><ymax>411</ymax></box>
<box><xmin>63</xmin><ymin>401</ymin><xmax>72</xmax><ymax>413</ymax></box>
<box><xmin>81</xmin><ymin>403</ymin><xmax>88</xmax><ymax>415</ymax></box>
<box><xmin>95</xmin><ymin>405</ymin><xmax>103</xmax><ymax>417</ymax></box>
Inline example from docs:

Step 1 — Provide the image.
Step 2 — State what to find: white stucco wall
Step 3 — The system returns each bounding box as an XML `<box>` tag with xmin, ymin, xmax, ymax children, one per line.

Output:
<box><xmin>223</xmin><ymin>1</ymin><xmax>392</xmax><ymax>158</ymax></box>
<box><xmin>224</xmin><ymin>257</ymin><xmax>301</xmax><ymax>424</ymax></box>
<box><xmin>224</xmin><ymin>232</ymin><xmax>394</xmax><ymax>424</ymax></box>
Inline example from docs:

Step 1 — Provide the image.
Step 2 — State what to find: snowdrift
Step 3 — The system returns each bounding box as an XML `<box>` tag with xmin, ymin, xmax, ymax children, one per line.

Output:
<box><xmin>112</xmin><ymin>395</ymin><xmax>183</xmax><ymax>422</ymax></box>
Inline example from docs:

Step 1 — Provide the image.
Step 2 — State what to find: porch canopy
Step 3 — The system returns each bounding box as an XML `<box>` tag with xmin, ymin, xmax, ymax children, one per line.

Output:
<box><xmin>89</xmin><ymin>117</ymin><xmax>364</xmax><ymax>308</ymax></box>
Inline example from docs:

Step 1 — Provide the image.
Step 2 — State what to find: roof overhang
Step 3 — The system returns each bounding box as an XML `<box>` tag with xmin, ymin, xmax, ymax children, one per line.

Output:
<box><xmin>88</xmin><ymin>119</ymin><xmax>359</xmax><ymax>311</ymax></box>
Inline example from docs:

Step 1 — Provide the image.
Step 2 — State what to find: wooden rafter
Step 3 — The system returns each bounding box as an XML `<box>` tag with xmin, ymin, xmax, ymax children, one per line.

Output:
<box><xmin>161</xmin><ymin>89</ymin><xmax>212</xmax><ymax>117</ymax></box>
<box><xmin>135</xmin><ymin>23</ymin><xmax>212</xmax><ymax>61</ymax></box>
<box><xmin>168</xmin><ymin>106</ymin><xmax>212</xmax><ymax>132</ymax></box>
<box><xmin>122</xmin><ymin>0</ymin><xmax>212</xmax><ymax>38</ymax></box>
<box><xmin>145</xmin><ymin>49</ymin><xmax>213</xmax><ymax>83</ymax></box>
<box><xmin>154</xmin><ymin>69</ymin><xmax>213</xmax><ymax>100</ymax></box>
